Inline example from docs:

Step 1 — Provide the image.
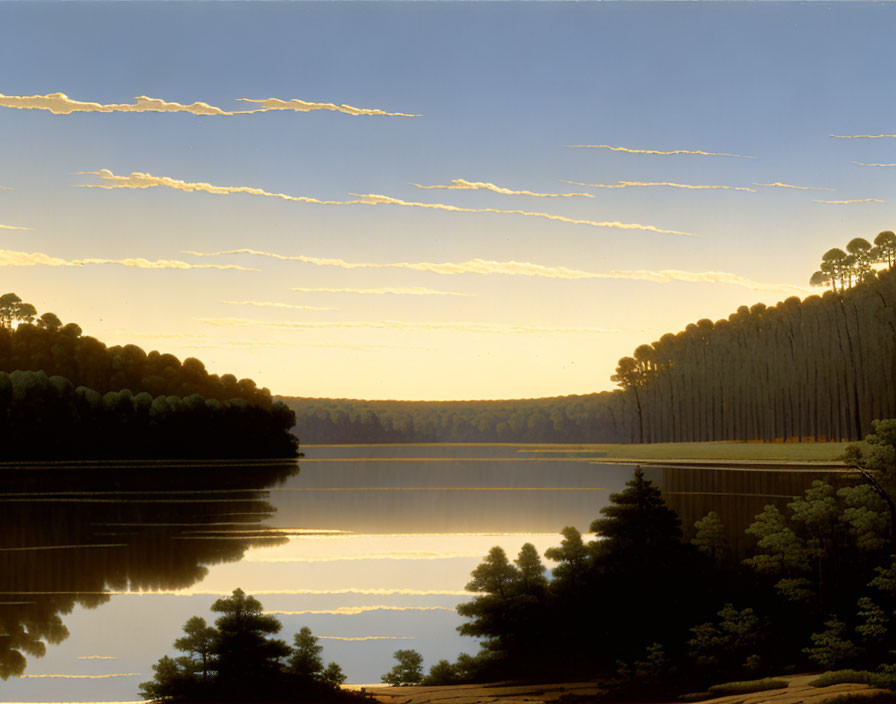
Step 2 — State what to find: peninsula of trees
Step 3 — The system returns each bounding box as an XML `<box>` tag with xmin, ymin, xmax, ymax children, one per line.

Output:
<box><xmin>285</xmin><ymin>230</ymin><xmax>896</xmax><ymax>446</ymax></box>
<box><xmin>0</xmin><ymin>294</ymin><xmax>297</xmax><ymax>458</ymax></box>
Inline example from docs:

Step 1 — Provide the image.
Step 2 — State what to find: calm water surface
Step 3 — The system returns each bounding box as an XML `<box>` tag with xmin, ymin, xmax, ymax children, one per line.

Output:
<box><xmin>0</xmin><ymin>444</ymin><xmax>842</xmax><ymax>702</ymax></box>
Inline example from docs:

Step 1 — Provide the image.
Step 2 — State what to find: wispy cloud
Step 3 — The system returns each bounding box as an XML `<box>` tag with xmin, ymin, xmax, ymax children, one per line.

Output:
<box><xmin>319</xmin><ymin>636</ymin><xmax>416</xmax><ymax>641</ymax></box>
<box><xmin>19</xmin><ymin>673</ymin><xmax>140</xmax><ymax>679</ymax></box>
<box><xmin>198</xmin><ymin>317</ymin><xmax>618</xmax><ymax>335</ymax></box>
<box><xmin>81</xmin><ymin>170</ymin><xmax>693</xmax><ymax>236</ymax></box>
<box><xmin>568</xmin><ymin>144</ymin><xmax>754</xmax><ymax>158</ymax></box>
<box><xmin>222</xmin><ymin>300</ymin><xmax>335</xmax><ymax>311</ymax></box>
<box><xmin>0</xmin><ymin>223</ymin><xmax>30</xmax><ymax>231</ymax></box>
<box><xmin>247</xmin><ymin>551</ymin><xmax>486</xmax><ymax>562</ymax></box>
<box><xmin>351</xmin><ymin>193</ymin><xmax>695</xmax><ymax>236</ymax></box>
<box><xmin>413</xmin><ymin>179</ymin><xmax>593</xmax><ymax>198</ymax></box>
<box><xmin>237</xmin><ymin>98</ymin><xmax>419</xmax><ymax>117</ymax></box>
<box><xmin>831</xmin><ymin>133</ymin><xmax>896</xmax><ymax>139</ymax></box>
<box><xmin>266</xmin><ymin>606</ymin><xmax>453</xmax><ymax>616</ymax></box>
<box><xmin>0</xmin><ymin>92</ymin><xmax>417</xmax><ymax>117</ymax></box>
<box><xmin>565</xmin><ymin>179</ymin><xmax>755</xmax><ymax>192</ymax></box>
<box><xmin>0</xmin><ymin>248</ymin><xmax>256</xmax><ymax>271</ymax></box>
<box><xmin>814</xmin><ymin>198</ymin><xmax>884</xmax><ymax>205</ymax></box>
<box><xmin>77</xmin><ymin>656</ymin><xmax>117</xmax><ymax>660</ymax></box>
<box><xmin>290</xmin><ymin>286</ymin><xmax>472</xmax><ymax>297</ymax></box>
<box><xmin>852</xmin><ymin>162</ymin><xmax>896</xmax><ymax>167</ymax></box>
<box><xmin>78</xmin><ymin>170</ymin><xmax>359</xmax><ymax>205</ymax></box>
<box><xmin>187</xmin><ymin>249</ymin><xmax>812</xmax><ymax>295</ymax></box>
<box><xmin>753</xmin><ymin>182</ymin><xmax>834</xmax><ymax>191</ymax></box>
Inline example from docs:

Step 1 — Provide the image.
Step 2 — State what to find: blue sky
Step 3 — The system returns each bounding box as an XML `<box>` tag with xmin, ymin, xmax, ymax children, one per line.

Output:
<box><xmin>0</xmin><ymin>2</ymin><xmax>894</xmax><ymax>399</ymax></box>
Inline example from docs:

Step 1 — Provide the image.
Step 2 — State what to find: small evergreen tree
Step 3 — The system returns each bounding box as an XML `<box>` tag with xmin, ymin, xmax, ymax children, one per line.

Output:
<box><xmin>381</xmin><ymin>649</ymin><xmax>424</xmax><ymax>686</ymax></box>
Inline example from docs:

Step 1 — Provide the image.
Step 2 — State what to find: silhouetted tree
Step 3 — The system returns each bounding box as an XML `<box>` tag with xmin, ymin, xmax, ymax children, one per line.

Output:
<box><xmin>381</xmin><ymin>649</ymin><xmax>424</xmax><ymax>686</ymax></box>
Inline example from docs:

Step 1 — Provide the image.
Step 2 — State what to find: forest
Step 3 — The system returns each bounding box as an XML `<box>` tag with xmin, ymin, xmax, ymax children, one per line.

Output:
<box><xmin>0</xmin><ymin>294</ymin><xmax>297</xmax><ymax>458</ymax></box>
<box><xmin>285</xmin><ymin>232</ymin><xmax>896</xmax><ymax>445</ymax></box>
<box><xmin>397</xmin><ymin>421</ymin><xmax>896</xmax><ymax>699</ymax></box>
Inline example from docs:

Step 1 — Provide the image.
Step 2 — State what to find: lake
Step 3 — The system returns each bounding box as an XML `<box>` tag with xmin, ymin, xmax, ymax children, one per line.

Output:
<box><xmin>0</xmin><ymin>444</ymin><xmax>845</xmax><ymax>702</ymax></box>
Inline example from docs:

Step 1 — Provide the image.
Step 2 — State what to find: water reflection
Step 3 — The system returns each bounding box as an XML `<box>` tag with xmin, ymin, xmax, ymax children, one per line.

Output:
<box><xmin>0</xmin><ymin>460</ymin><xmax>297</xmax><ymax>678</ymax></box>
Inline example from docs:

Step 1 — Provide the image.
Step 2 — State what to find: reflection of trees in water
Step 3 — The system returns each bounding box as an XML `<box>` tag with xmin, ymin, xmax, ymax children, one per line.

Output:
<box><xmin>0</xmin><ymin>461</ymin><xmax>298</xmax><ymax>678</ymax></box>
<box><xmin>659</xmin><ymin>467</ymin><xmax>849</xmax><ymax>559</ymax></box>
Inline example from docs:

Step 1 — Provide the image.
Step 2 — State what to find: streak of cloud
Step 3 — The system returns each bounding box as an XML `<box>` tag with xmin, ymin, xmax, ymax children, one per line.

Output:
<box><xmin>852</xmin><ymin>162</ymin><xmax>896</xmax><ymax>167</ymax></box>
<box><xmin>237</xmin><ymin>98</ymin><xmax>419</xmax><ymax>117</ymax></box>
<box><xmin>753</xmin><ymin>182</ymin><xmax>834</xmax><ymax>191</ymax></box>
<box><xmin>319</xmin><ymin>636</ymin><xmax>416</xmax><ymax>641</ymax></box>
<box><xmin>814</xmin><ymin>198</ymin><xmax>884</xmax><ymax>204</ymax></box>
<box><xmin>290</xmin><ymin>287</ymin><xmax>471</xmax><ymax>297</ymax></box>
<box><xmin>831</xmin><ymin>133</ymin><xmax>896</xmax><ymax>139</ymax></box>
<box><xmin>77</xmin><ymin>656</ymin><xmax>117</xmax><ymax>660</ymax></box>
<box><xmin>78</xmin><ymin>170</ymin><xmax>360</xmax><ymax>205</ymax></box>
<box><xmin>350</xmin><ymin>192</ymin><xmax>696</xmax><ymax>236</ymax></box>
<box><xmin>0</xmin><ymin>248</ymin><xmax>256</xmax><ymax>271</ymax></box>
<box><xmin>19</xmin><ymin>673</ymin><xmax>140</xmax><ymax>679</ymax></box>
<box><xmin>197</xmin><ymin>317</ymin><xmax>618</xmax><ymax>335</ymax></box>
<box><xmin>222</xmin><ymin>300</ymin><xmax>335</xmax><ymax>311</ymax></box>
<box><xmin>565</xmin><ymin>179</ymin><xmax>755</xmax><ymax>192</ymax></box>
<box><xmin>80</xmin><ymin>170</ymin><xmax>690</xmax><ymax>235</ymax></box>
<box><xmin>266</xmin><ymin>606</ymin><xmax>454</xmax><ymax>616</ymax></box>
<box><xmin>413</xmin><ymin>179</ymin><xmax>593</xmax><ymax>198</ymax></box>
<box><xmin>0</xmin><ymin>92</ymin><xmax>417</xmax><ymax>117</ymax></box>
<box><xmin>187</xmin><ymin>249</ymin><xmax>812</xmax><ymax>295</ymax></box>
<box><xmin>0</xmin><ymin>223</ymin><xmax>30</xmax><ymax>231</ymax></box>
<box><xmin>568</xmin><ymin>144</ymin><xmax>754</xmax><ymax>158</ymax></box>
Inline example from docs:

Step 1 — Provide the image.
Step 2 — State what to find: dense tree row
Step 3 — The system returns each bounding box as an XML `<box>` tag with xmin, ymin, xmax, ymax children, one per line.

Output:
<box><xmin>280</xmin><ymin>394</ymin><xmax>631</xmax><ymax>444</ymax></box>
<box><xmin>0</xmin><ymin>293</ymin><xmax>272</xmax><ymax>407</ymax></box>
<box><xmin>0</xmin><ymin>369</ymin><xmax>298</xmax><ymax>458</ymax></box>
<box><xmin>426</xmin><ymin>422</ymin><xmax>896</xmax><ymax>697</ymax></box>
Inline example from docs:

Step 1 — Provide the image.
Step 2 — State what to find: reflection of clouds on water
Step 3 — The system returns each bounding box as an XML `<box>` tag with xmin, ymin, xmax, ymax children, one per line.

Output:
<box><xmin>268</xmin><ymin>606</ymin><xmax>454</xmax><ymax>616</ymax></box>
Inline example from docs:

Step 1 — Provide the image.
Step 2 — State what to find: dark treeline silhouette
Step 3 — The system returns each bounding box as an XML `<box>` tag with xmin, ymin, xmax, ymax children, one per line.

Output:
<box><xmin>0</xmin><ymin>293</ymin><xmax>273</xmax><ymax>407</ymax></box>
<box><xmin>810</xmin><ymin>232</ymin><xmax>896</xmax><ymax>291</ymax></box>
<box><xmin>0</xmin><ymin>369</ymin><xmax>297</xmax><ymax>458</ymax></box>
<box><xmin>279</xmin><ymin>394</ymin><xmax>626</xmax><ymax>444</ymax></box>
<box><xmin>140</xmin><ymin>589</ymin><xmax>358</xmax><ymax>703</ymax></box>
<box><xmin>286</xmin><ymin>244</ymin><xmax>896</xmax><ymax>445</ymax></box>
<box><xmin>422</xmin><ymin>422</ymin><xmax>896</xmax><ymax>697</ymax></box>
<box><xmin>0</xmin><ymin>462</ymin><xmax>297</xmax><ymax>679</ymax></box>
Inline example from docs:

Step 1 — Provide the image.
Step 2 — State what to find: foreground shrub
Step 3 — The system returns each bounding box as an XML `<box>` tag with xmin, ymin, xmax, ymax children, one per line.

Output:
<box><xmin>809</xmin><ymin>670</ymin><xmax>895</xmax><ymax>689</ymax></box>
<box><xmin>706</xmin><ymin>677</ymin><xmax>788</xmax><ymax>695</ymax></box>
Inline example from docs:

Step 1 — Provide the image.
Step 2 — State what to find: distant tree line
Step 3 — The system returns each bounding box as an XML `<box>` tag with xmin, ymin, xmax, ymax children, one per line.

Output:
<box><xmin>0</xmin><ymin>369</ymin><xmax>297</xmax><ymax>459</ymax></box>
<box><xmin>280</xmin><ymin>394</ymin><xmax>627</xmax><ymax>444</ymax></box>
<box><xmin>286</xmin><ymin>236</ymin><xmax>896</xmax><ymax>445</ymax></box>
<box><xmin>415</xmin><ymin>422</ymin><xmax>896</xmax><ymax>698</ymax></box>
<box><xmin>0</xmin><ymin>293</ymin><xmax>273</xmax><ymax>407</ymax></box>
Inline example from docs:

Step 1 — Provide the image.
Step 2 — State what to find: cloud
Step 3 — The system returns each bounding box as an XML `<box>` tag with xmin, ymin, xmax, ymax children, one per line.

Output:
<box><xmin>565</xmin><ymin>179</ymin><xmax>755</xmax><ymax>192</ymax></box>
<box><xmin>814</xmin><ymin>198</ymin><xmax>884</xmax><ymax>204</ymax></box>
<box><xmin>237</xmin><ymin>98</ymin><xmax>419</xmax><ymax>117</ymax></box>
<box><xmin>753</xmin><ymin>182</ymin><xmax>834</xmax><ymax>191</ymax></box>
<box><xmin>350</xmin><ymin>192</ymin><xmax>696</xmax><ymax>236</ymax></box>
<box><xmin>319</xmin><ymin>636</ymin><xmax>416</xmax><ymax>641</ymax></box>
<box><xmin>77</xmin><ymin>656</ymin><xmax>117</xmax><ymax>660</ymax></box>
<box><xmin>0</xmin><ymin>92</ymin><xmax>417</xmax><ymax>117</ymax></box>
<box><xmin>852</xmin><ymin>162</ymin><xmax>896</xmax><ymax>167</ymax></box>
<box><xmin>19</xmin><ymin>673</ymin><xmax>140</xmax><ymax>679</ymax></box>
<box><xmin>290</xmin><ymin>286</ymin><xmax>472</xmax><ymax>297</ymax></box>
<box><xmin>831</xmin><ymin>133</ymin><xmax>896</xmax><ymax>139</ymax></box>
<box><xmin>568</xmin><ymin>144</ymin><xmax>754</xmax><ymax>158</ymax></box>
<box><xmin>187</xmin><ymin>249</ymin><xmax>812</xmax><ymax>295</ymax></box>
<box><xmin>0</xmin><ymin>223</ymin><xmax>30</xmax><ymax>231</ymax></box>
<box><xmin>222</xmin><ymin>300</ymin><xmax>335</xmax><ymax>311</ymax></box>
<box><xmin>0</xmin><ymin>248</ymin><xmax>256</xmax><ymax>271</ymax></box>
<box><xmin>78</xmin><ymin>169</ymin><xmax>360</xmax><ymax>205</ymax></box>
<box><xmin>83</xmin><ymin>170</ymin><xmax>692</xmax><ymax>236</ymax></box>
<box><xmin>197</xmin><ymin>317</ymin><xmax>618</xmax><ymax>335</ymax></box>
<box><xmin>266</xmin><ymin>606</ymin><xmax>454</xmax><ymax>616</ymax></box>
<box><xmin>413</xmin><ymin>179</ymin><xmax>593</xmax><ymax>198</ymax></box>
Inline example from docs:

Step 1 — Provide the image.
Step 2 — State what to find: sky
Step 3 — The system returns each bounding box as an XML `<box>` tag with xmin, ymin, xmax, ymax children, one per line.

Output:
<box><xmin>1</xmin><ymin>2</ymin><xmax>895</xmax><ymax>400</ymax></box>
